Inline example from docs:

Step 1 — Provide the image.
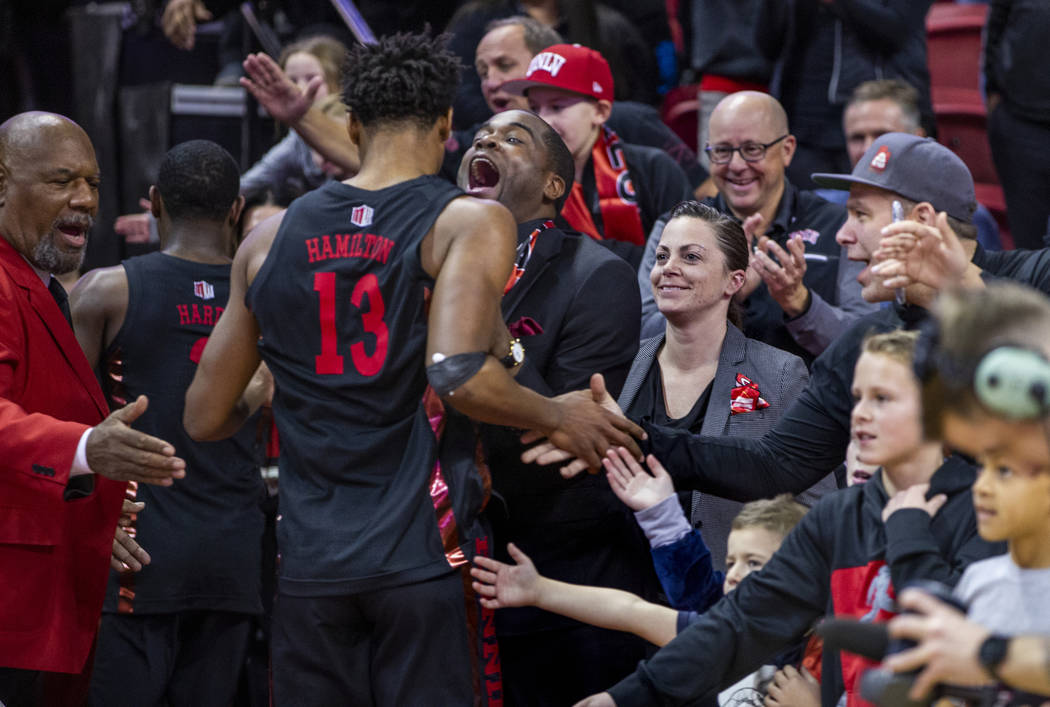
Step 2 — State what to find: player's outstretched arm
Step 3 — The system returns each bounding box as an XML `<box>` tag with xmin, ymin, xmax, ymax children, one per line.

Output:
<box><xmin>424</xmin><ymin>197</ymin><xmax>644</xmax><ymax>470</ymax></box>
<box><xmin>471</xmin><ymin>543</ymin><xmax>677</xmax><ymax>647</ymax></box>
<box><xmin>184</xmin><ymin>213</ymin><xmax>279</xmax><ymax>441</ymax></box>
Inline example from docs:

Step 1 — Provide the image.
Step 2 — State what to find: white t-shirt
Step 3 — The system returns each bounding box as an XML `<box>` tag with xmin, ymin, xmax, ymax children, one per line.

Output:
<box><xmin>955</xmin><ymin>553</ymin><xmax>1050</xmax><ymax>634</ymax></box>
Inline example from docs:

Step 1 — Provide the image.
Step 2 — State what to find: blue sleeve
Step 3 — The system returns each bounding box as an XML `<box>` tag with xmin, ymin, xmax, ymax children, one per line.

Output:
<box><xmin>652</xmin><ymin>528</ymin><xmax>725</xmax><ymax>613</ymax></box>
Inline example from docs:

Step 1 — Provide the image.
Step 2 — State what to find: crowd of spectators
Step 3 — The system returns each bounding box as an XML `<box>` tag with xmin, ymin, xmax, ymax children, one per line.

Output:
<box><xmin>3</xmin><ymin>2</ymin><xmax>1050</xmax><ymax>707</ymax></box>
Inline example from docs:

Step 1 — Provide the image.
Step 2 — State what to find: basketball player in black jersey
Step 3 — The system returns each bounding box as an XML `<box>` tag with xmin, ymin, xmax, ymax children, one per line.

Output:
<box><xmin>184</xmin><ymin>33</ymin><xmax>643</xmax><ymax>705</ymax></box>
<box><xmin>70</xmin><ymin>140</ymin><xmax>270</xmax><ymax>707</ymax></box>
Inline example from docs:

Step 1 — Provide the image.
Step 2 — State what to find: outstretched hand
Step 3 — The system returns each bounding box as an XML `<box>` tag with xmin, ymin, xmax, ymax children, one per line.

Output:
<box><xmin>522</xmin><ymin>374</ymin><xmax>644</xmax><ymax>477</ymax></box>
<box><xmin>471</xmin><ymin>543</ymin><xmax>542</xmax><ymax>609</ymax></box>
<box><xmin>86</xmin><ymin>395</ymin><xmax>186</xmax><ymax>486</ymax></box>
<box><xmin>604</xmin><ymin>449</ymin><xmax>674</xmax><ymax>512</ymax></box>
<box><xmin>240</xmin><ymin>53</ymin><xmax>322</xmax><ymax>125</ymax></box>
<box><xmin>871</xmin><ymin>212</ymin><xmax>970</xmax><ymax>291</ymax></box>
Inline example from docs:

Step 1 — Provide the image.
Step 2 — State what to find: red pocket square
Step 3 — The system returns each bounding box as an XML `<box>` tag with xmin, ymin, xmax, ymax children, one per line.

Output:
<box><xmin>730</xmin><ymin>373</ymin><xmax>770</xmax><ymax>415</ymax></box>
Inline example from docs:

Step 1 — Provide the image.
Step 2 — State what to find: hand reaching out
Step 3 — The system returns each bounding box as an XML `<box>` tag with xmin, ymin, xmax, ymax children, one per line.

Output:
<box><xmin>86</xmin><ymin>395</ymin><xmax>186</xmax><ymax>486</ymax></box>
<box><xmin>522</xmin><ymin>374</ymin><xmax>644</xmax><ymax>478</ymax></box>
<box><xmin>603</xmin><ymin>449</ymin><xmax>674</xmax><ymax>512</ymax></box>
<box><xmin>240</xmin><ymin>53</ymin><xmax>321</xmax><ymax>125</ymax></box>
<box><xmin>470</xmin><ymin>543</ymin><xmax>543</xmax><ymax>609</ymax></box>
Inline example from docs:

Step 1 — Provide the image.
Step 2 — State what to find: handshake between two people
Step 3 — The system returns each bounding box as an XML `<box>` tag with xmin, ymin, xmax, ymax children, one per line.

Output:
<box><xmin>521</xmin><ymin>373</ymin><xmax>646</xmax><ymax>477</ymax></box>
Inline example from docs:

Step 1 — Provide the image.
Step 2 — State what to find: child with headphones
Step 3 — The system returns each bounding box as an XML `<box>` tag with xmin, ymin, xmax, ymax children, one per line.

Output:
<box><xmin>915</xmin><ymin>282</ymin><xmax>1050</xmax><ymax>651</ymax></box>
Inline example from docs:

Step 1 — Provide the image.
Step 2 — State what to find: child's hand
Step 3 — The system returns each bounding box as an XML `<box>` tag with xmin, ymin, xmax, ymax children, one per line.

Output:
<box><xmin>882</xmin><ymin>483</ymin><xmax>947</xmax><ymax>522</ymax></box>
<box><xmin>471</xmin><ymin>543</ymin><xmax>541</xmax><ymax>609</ymax></box>
<box><xmin>603</xmin><ymin>448</ymin><xmax>675</xmax><ymax>512</ymax></box>
<box><xmin>764</xmin><ymin>666</ymin><xmax>820</xmax><ymax>707</ymax></box>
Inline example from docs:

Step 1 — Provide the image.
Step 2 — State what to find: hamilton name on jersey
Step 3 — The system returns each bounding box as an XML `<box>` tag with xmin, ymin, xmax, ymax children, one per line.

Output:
<box><xmin>305</xmin><ymin>232</ymin><xmax>395</xmax><ymax>265</ymax></box>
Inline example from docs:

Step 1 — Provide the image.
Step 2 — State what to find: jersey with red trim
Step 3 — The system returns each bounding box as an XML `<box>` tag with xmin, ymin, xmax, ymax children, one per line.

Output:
<box><xmin>101</xmin><ymin>252</ymin><xmax>265</xmax><ymax>615</ymax></box>
<box><xmin>605</xmin><ymin>456</ymin><xmax>1005</xmax><ymax>706</ymax></box>
<box><xmin>245</xmin><ymin>176</ymin><xmax>464</xmax><ymax>596</ymax></box>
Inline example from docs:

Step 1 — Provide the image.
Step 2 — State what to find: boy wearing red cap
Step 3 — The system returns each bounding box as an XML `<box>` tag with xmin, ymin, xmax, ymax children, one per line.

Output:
<box><xmin>504</xmin><ymin>44</ymin><xmax>692</xmax><ymax>268</ymax></box>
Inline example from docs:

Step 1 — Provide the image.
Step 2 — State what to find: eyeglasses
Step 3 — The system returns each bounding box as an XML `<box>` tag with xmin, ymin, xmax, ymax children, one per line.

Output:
<box><xmin>704</xmin><ymin>135</ymin><xmax>789</xmax><ymax>164</ymax></box>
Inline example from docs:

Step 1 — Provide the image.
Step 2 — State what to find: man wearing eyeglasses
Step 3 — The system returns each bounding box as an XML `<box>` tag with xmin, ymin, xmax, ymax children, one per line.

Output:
<box><xmin>639</xmin><ymin>91</ymin><xmax>875</xmax><ymax>362</ymax></box>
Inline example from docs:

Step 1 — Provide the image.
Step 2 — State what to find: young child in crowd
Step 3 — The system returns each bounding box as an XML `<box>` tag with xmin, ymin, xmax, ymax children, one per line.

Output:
<box><xmin>581</xmin><ymin>329</ymin><xmax>1002</xmax><ymax>707</ymax></box>
<box><xmin>920</xmin><ymin>284</ymin><xmax>1050</xmax><ymax>636</ymax></box>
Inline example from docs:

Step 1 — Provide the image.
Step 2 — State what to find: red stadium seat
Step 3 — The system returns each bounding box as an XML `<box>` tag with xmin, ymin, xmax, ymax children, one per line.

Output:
<box><xmin>933</xmin><ymin>88</ymin><xmax>998</xmax><ymax>185</ymax></box>
<box><xmin>926</xmin><ymin>4</ymin><xmax>988</xmax><ymax>93</ymax></box>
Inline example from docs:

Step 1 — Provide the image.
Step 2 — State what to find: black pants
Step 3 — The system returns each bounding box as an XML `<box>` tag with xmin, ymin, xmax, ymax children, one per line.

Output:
<box><xmin>271</xmin><ymin>571</ymin><xmax>473</xmax><ymax>707</ymax></box>
<box><xmin>88</xmin><ymin>611</ymin><xmax>252</xmax><ymax>707</ymax></box>
<box><xmin>988</xmin><ymin>103</ymin><xmax>1050</xmax><ymax>250</ymax></box>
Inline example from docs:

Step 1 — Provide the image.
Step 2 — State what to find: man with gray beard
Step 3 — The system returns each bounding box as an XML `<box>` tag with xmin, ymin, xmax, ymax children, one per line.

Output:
<box><xmin>0</xmin><ymin>112</ymin><xmax>185</xmax><ymax>705</ymax></box>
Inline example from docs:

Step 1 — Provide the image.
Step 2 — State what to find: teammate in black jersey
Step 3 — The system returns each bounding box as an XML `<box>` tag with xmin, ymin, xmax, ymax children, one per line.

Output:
<box><xmin>71</xmin><ymin>140</ymin><xmax>271</xmax><ymax>707</ymax></box>
<box><xmin>184</xmin><ymin>33</ymin><xmax>643</xmax><ymax>706</ymax></box>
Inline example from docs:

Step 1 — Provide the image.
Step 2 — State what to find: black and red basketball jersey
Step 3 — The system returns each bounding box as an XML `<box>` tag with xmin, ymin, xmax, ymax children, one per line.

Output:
<box><xmin>101</xmin><ymin>252</ymin><xmax>265</xmax><ymax>615</ymax></box>
<box><xmin>246</xmin><ymin>176</ymin><xmax>465</xmax><ymax>595</ymax></box>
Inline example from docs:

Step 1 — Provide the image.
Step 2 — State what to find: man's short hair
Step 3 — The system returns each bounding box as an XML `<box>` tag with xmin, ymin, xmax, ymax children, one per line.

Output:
<box><xmin>157</xmin><ymin>140</ymin><xmax>240</xmax><ymax>222</ymax></box>
<box><xmin>731</xmin><ymin>494</ymin><xmax>808</xmax><ymax>540</ymax></box>
<box><xmin>484</xmin><ymin>16</ymin><xmax>563</xmax><ymax>55</ymax></box>
<box><xmin>922</xmin><ymin>283</ymin><xmax>1050</xmax><ymax>432</ymax></box>
<box><xmin>847</xmin><ymin>79</ymin><xmax>922</xmax><ymax>133</ymax></box>
<box><xmin>340</xmin><ymin>32</ymin><xmax>461</xmax><ymax>131</ymax></box>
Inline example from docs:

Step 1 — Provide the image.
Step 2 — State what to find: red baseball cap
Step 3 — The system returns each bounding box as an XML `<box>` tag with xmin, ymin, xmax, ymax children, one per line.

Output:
<box><xmin>501</xmin><ymin>43</ymin><xmax>614</xmax><ymax>101</ymax></box>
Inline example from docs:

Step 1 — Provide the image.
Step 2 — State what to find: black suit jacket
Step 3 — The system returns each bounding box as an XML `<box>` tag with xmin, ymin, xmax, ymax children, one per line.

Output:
<box><xmin>478</xmin><ymin>220</ymin><xmax>652</xmax><ymax>635</ymax></box>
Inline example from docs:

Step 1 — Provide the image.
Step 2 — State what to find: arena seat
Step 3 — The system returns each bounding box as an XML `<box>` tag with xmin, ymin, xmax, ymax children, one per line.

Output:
<box><xmin>926</xmin><ymin>3</ymin><xmax>987</xmax><ymax>94</ymax></box>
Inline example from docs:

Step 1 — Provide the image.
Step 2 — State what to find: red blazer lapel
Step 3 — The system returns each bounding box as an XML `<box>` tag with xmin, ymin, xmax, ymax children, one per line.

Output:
<box><xmin>0</xmin><ymin>238</ymin><xmax>109</xmax><ymax>419</ymax></box>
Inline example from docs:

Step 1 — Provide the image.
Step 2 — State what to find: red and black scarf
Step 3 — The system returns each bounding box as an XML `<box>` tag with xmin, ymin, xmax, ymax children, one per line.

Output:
<box><xmin>561</xmin><ymin>126</ymin><xmax>646</xmax><ymax>245</ymax></box>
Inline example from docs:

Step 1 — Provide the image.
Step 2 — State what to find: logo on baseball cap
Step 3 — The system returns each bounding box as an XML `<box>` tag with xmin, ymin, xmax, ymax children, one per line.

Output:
<box><xmin>812</xmin><ymin>133</ymin><xmax>977</xmax><ymax>223</ymax></box>
<box><xmin>502</xmin><ymin>44</ymin><xmax>614</xmax><ymax>101</ymax></box>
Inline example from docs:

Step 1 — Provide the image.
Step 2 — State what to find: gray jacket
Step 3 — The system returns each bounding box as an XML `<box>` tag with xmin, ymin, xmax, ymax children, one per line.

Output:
<box><xmin>618</xmin><ymin>324</ymin><xmax>836</xmax><ymax>569</ymax></box>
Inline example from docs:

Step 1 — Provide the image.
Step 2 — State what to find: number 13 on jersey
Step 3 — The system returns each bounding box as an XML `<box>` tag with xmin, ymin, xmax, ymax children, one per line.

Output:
<box><xmin>313</xmin><ymin>271</ymin><xmax>389</xmax><ymax>376</ymax></box>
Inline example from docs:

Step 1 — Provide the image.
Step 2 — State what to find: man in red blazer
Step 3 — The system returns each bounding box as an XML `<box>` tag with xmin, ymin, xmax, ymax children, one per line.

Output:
<box><xmin>0</xmin><ymin>112</ymin><xmax>187</xmax><ymax>705</ymax></box>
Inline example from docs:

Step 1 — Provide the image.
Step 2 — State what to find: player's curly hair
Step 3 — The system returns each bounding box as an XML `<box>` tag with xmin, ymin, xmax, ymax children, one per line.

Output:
<box><xmin>341</xmin><ymin>32</ymin><xmax>461</xmax><ymax>131</ymax></box>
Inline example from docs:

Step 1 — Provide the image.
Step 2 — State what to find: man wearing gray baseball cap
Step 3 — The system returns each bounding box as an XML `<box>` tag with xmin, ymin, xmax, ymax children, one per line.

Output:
<box><xmin>813</xmin><ymin>132</ymin><xmax>980</xmax><ymax>307</ymax></box>
<box><xmin>816</xmin><ymin>132</ymin><xmax>1050</xmax><ymax>300</ymax></box>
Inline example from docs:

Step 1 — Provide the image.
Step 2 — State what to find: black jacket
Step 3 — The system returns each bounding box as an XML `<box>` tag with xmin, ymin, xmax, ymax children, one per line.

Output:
<box><xmin>476</xmin><ymin>220</ymin><xmax>651</xmax><ymax>635</ymax></box>
<box><xmin>608</xmin><ymin>458</ymin><xmax>1004</xmax><ymax>706</ymax></box>
<box><xmin>985</xmin><ymin>0</ymin><xmax>1050</xmax><ymax>125</ymax></box>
